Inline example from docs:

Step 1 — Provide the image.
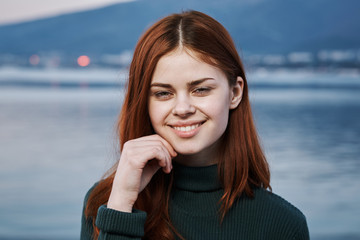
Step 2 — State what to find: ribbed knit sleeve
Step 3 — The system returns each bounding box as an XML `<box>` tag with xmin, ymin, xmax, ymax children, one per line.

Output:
<box><xmin>96</xmin><ymin>205</ymin><xmax>147</xmax><ymax>239</ymax></box>
<box><xmin>80</xmin><ymin>184</ymin><xmax>147</xmax><ymax>240</ymax></box>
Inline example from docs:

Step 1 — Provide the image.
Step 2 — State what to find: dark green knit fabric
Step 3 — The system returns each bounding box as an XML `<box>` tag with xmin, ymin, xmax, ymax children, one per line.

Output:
<box><xmin>81</xmin><ymin>163</ymin><xmax>309</xmax><ymax>240</ymax></box>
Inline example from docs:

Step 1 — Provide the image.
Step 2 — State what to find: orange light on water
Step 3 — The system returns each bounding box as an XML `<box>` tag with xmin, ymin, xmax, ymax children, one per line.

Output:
<box><xmin>29</xmin><ymin>54</ymin><xmax>40</xmax><ymax>65</ymax></box>
<box><xmin>77</xmin><ymin>55</ymin><xmax>90</xmax><ymax>67</ymax></box>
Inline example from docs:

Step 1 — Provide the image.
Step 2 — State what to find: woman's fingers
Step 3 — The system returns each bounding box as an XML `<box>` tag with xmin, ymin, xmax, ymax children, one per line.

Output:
<box><xmin>118</xmin><ymin>135</ymin><xmax>175</xmax><ymax>190</ymax></box>
<box><xmin>132</xmin><ymin>134</ymin><xmax>177</xmax><ymax>157</ymax></box>
<box><xmin>153</xmin><ymin>135</ymin><xmax>177</xmax><ymax>157</ymax></box>
<box><xmin>108</xmin><ymin>134</ymin><xmax>176</xmax><ymax>212</ymax></box>
<box><xmin>126</xmin><ymin>135</ymin><xmax>175</xmax><ymax>171</ymax></box>
<box><xmin>124</xmin><ymin>143</ymin><xmax>170</xmax><ymax>170</ymax></box>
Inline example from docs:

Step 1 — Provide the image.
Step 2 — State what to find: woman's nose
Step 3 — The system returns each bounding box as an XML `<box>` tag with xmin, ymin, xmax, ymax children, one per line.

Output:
<box><xmin>172</xmin><ymin>95</ymin><xmax>196</xmax><ymax>117</ymax></box>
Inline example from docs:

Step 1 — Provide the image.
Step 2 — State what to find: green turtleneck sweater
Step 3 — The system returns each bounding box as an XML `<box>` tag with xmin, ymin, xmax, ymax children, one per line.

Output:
<box><xmin>81</xmin><ymin>164</ymin><xmax>309</xmax><ymax>239</ymax></box>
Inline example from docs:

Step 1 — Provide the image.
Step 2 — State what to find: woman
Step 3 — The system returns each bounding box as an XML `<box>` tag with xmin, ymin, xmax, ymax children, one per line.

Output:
<box><xmin>81</xmin><ymin>10</ymin><xmax>309</xmax><ymax>240</ymax></box>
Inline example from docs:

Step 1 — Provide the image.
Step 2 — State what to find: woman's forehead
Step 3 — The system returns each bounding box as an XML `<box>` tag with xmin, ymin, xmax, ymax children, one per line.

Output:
<box><xmin>151</xmin><ymin>50</ymin><xmax>225</xmax><ymax>84</ymax></box>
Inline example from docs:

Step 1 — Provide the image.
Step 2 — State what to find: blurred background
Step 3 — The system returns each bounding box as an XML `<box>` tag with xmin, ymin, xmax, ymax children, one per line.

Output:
<box><xmin>0</xmin><ymin>0</ymin><xmax>359</xmax><ymax>239</ymax></box>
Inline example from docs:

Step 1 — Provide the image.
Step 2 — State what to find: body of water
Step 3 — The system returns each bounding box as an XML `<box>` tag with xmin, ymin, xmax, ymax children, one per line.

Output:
<box><xmin>0</xmin><ymin>70</ymin><xmax>359</xmax><ymax>239</ymax></box>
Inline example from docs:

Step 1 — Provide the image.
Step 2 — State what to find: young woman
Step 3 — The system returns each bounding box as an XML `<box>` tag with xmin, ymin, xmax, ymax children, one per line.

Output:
<box><xmin>81</xmin><ymin>10</ymin><xmax>309</xmax><ymax>240</ymax></box>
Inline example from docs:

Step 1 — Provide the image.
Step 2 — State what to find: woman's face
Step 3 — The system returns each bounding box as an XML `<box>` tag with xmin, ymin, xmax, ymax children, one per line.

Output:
<box><xmin>148</xmin><ymin>49</ymin><xmax>242</xmax><ymax>162</ymax></box>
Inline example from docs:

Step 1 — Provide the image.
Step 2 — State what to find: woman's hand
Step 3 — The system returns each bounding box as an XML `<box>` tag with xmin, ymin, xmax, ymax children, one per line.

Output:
<box><xmin>107</xmin><ymin>134</ymin><xmax>177</xmax><ymax>212</ymax></box>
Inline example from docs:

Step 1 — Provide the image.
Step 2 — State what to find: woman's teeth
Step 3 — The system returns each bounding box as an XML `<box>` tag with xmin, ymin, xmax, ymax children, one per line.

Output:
<box><xmin>173</xmin><ymin>123</ymin><xmax>201</xmax><ymax>132</ymax></box>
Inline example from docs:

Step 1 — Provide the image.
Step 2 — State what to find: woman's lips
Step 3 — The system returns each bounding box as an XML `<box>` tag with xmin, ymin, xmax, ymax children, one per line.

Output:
<box><xmin>169</xmin><ymin>121</ymin><xmax>205</xmax><ymax>138</ymax></box>
<box><xmin>172</xmin><ymin>123</ymin><xmax>201</xmax><ymax>132</ymax></box>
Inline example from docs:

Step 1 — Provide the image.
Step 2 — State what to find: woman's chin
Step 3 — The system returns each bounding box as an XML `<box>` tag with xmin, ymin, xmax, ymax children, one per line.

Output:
<box><xmin>174</xmin><ymin>148</ymin><xmax>200</xmax><ymax>156</ymax></box>
<box><xmin>166</xmin><ymin>140</ymin><xmax>200</xmax><ymax>155</ymax></box>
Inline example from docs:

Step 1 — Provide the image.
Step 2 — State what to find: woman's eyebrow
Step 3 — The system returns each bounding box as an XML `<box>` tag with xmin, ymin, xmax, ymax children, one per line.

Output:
<box><xmin>150</xmin><ymin>77</ymin><xmax>215</xmax><ymax>88</ymax></box>
<box><xmin>150</xmin><ymin>83</ymin><xmax>172</xmax><ymax>88</ymax></box>
<box><xmin>187</xmin><ymin>78</ymin><xmax>215</xmax><ymax>87</ymax></box>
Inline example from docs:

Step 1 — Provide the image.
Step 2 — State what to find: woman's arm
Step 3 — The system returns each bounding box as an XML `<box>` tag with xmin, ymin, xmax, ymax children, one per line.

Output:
<box><xmin>80</xmin><ymin>134</ymin><xmax>176</xmax><ymax>239</ymax></box>
<box><xmin>80</xmin><ymin>185</ymin><xmax>147</xmax><ymax>240</ymax></box>
<box><xmin>107</xmin><ymin>134</ymin><xmax>176</xmax><ymax>212</ymax></box>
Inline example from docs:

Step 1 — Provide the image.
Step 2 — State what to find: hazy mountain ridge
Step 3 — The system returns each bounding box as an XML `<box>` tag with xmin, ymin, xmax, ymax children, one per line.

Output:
<box><xmin>0</xmin><ymin>0</ymin><xmax>359</xmax><ymax>56</ymax></box>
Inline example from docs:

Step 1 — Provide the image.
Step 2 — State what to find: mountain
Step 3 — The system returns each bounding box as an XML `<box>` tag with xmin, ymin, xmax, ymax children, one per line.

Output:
<box><xmin>0</xmin><ymin>0</ymin><xmax>359</xmax><ymax>56</ymax></box>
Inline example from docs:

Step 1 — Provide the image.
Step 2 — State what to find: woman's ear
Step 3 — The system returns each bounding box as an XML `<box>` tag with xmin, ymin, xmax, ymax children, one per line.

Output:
<box><xmin>229</xmin><ymin>76</ymin><xmax>244</xmax><ymax>109</ymax></box>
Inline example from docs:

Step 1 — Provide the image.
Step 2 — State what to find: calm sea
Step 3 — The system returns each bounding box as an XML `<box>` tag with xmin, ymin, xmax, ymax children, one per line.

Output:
<box><xmin>0</xmin><ymin>69</ymin><xmax>359</xmax><ymax>239</ymax></box>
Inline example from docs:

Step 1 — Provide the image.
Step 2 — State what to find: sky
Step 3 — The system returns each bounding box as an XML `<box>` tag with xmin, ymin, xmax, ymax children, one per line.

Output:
<box><xmin>0</xmin><ymin>0</ymin><xmax>135</xmax><ymax>25</ymax></box>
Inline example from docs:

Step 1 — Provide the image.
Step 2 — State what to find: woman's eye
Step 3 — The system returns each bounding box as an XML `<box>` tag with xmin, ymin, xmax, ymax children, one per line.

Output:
<box><xmin>193</xmin><ymin>87</ymin><xmax>211</xmax><ymax>95</ymax></box>
<box><xmin>154</xmin><ymin>91</ymin><xmax>172</xmax><ymax>99</ymax></box>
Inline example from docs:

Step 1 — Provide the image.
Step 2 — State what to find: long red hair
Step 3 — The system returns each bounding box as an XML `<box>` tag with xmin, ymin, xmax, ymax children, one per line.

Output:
<box><xmin>85</xmin><ymin>10</ymin><xmax>270</xmax><ymax>239</ymax></box>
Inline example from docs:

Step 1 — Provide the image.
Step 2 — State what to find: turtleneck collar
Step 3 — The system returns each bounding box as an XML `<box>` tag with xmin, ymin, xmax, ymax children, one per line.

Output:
<box><xmin>172</xmin><ymin>162</ymin><xmax>222</xmax><ymax>192</ymax></box>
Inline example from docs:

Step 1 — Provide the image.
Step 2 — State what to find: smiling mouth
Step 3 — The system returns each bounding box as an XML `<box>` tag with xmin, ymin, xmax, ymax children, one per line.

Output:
<box><xmin>170</xmin><ymin>122</ymin><xmax>205</xmax><ymax>132</ymax></box>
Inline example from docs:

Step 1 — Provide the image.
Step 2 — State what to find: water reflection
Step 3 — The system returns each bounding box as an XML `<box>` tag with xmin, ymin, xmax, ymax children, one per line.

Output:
<box><xmin>251</xmin><ymin>88</ymin><xmax>360</xmax><ymax>237</ymax></box>
<box><xmin>0</xmin><ymin>86</ymin><xmax>359</xmax><ymax>239</ymax></box>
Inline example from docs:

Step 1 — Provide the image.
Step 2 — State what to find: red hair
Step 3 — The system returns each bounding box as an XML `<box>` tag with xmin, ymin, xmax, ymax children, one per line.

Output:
<box><xmin>85</xmin><ymin>10</ymin><xmax>270</xmax><ymax>239</ymax></box>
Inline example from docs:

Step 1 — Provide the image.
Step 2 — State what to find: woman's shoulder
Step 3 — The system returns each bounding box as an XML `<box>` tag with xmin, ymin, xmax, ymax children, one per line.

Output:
<box><xmin>252</xmin><ymin>188</ymin><xmax>306</xmax><ymax>220</ymax></box>
<box><xmin>233</xmin><ymin>188</ymin><xmax>310</xmax><ymax>239</ymax></box>
<box><xmin>83</xmin><ymin>182</ymin><xmax>99</xmax><ymax>207</ymax></box>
